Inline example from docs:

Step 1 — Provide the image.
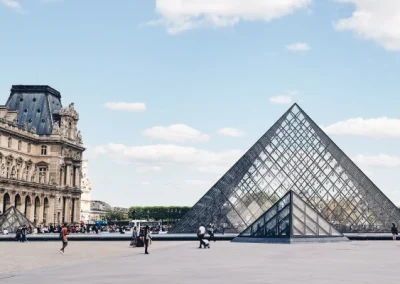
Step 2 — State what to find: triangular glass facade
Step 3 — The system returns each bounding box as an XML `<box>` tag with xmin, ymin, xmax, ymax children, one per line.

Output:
<box><xmin>236</xmin><ymin>191</ymin><xmax>344</xmax><ymax>241</ymax></box>
<box><xmin>172</xmin><ymin>104</ymin><xmax>400</xmax><ymax>234</ymax></box>
<box><xmin>0</xmin><ymin>206</ymin><xmax>35</xmax><ymax>233</ymax></box>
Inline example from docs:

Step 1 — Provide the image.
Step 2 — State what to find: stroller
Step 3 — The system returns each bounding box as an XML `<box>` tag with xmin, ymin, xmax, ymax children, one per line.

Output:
<box><xmin>202</xmin><ymin>238</ymin><xmax>210</xmax><ymax>249</ymax></box>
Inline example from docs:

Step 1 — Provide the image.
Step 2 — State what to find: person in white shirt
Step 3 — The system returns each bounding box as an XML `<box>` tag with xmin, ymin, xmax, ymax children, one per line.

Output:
<box><xmin>197</xmin><ymin>225</ymin><xmax>206</xmax><ymax>248</ymax></box>
<box><xmin>3</xmin><ymin>228</ymin><xmax>8</xmax><ymax>235</ymax></box>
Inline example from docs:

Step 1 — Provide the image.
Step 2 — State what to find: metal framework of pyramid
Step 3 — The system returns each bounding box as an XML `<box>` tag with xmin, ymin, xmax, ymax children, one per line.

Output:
<box><xmin>172</xmin><ymin>104</ymin><xmax>400</xmax><ymax>234</ymax></box>
<box><xmin>0</xmin><ymin>206</ymin><xmax>35</xmax><ymax>233</ymax></box>
<box><xmin>232</xmin><ymin>191</ymin><xmax>348</xmax><ymax>243</ymax></box>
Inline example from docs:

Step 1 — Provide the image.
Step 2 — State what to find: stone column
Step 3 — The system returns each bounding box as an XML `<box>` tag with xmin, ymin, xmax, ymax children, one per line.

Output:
<box><xmin>74</xmin><ymin>198</ymin><xmax>81</xmax><ymax>222</ymax></box>
<box><xmin>29</xmin><ymin>199</ymin><xmax>35</xmax><ymax>223</ymax></box>
<box><xmin>74</xmin><ymin>166</ymin><xmax>80</xmax><ymax>187</ymax></box>
<box><xmin>20</xmin><ymin>194</ymin><xmax>26</xmax><ymax>216</ymax></box>
<box><xmin>65</xmin><ymin>165</ymin><xmax>71</xmax><ymax>186</ymax></box>
<box><xmin>37</xmin><ymin>197</ymin><xmax>44</xmax><ymax>225</ymax></box>
<box><xmin>46</xmin><ymin>168</ymin><xmax>50</xmax><ymax>185</ymax></box>
<box><xmin>0</xmin><ymin>193</ymin><xmax>3</xmax><ymax>214</ymax></box>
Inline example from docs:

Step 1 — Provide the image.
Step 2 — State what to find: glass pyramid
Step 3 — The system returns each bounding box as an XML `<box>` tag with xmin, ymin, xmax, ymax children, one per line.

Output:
<box><xmin>0</xmin><ymin>206</ymin><xmax>35</xmax><ymax>233</ymax></box>
<box><xmin>172</xmin><ymin>104</ymin><xmax>400</xmax><ymax>234</ymax></box>
<box><xmin>233</xmin><ymin>190</ymin><xmax>348</xmax><ymax>243</ymax></box>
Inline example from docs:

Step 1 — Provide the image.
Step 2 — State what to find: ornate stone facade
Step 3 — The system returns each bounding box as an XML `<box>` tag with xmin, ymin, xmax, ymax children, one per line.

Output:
<box><xmin>80</xmin><ymin>160</ymin><xmax>92</xmax><ymax>222</ymax></box>
<box><xmin>0</xmin><ymin>85</ymin><xmax>85</xmax><ymax>226</ymax></box>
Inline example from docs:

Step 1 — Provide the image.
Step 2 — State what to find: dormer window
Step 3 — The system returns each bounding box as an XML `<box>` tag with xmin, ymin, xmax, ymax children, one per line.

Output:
<box><xmin>41</xmin><ymin>145</ymin><xmax>47</xmax><ymax>156</ymax></box>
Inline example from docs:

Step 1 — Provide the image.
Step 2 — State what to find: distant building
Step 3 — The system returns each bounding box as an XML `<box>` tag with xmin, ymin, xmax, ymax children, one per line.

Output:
<box><xmin>0</xmin><ymin>85</ymin><xmax>85</xmax><ymax>226</ymax></box>
<box><xmin>80</xmin><ymin>160</ymin><xmax>92</xmax><ymax>222</ymax></box>
<box><xmin>90</xmin><ymin>200</ymin><xmax>111</xmax><ymax>220</ymax></box>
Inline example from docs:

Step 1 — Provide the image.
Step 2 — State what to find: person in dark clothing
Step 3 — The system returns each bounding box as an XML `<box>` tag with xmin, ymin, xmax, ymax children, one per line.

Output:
<box><xmin>144</xmin><ymin>225</ymin><xmax>151</xmax><ymax>255</ymax></box>
<box><xmin>208</xmin><ymin>224</ymin><xmax>216</xmax><ymax>242</ymax></box>
<box><xmin>391</xmin><ymin>223</ymin><xmax>398</xmax><ymax>240</ymax></box>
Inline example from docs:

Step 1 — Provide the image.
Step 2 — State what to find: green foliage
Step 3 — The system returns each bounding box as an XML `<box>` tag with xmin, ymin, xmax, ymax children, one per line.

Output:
<box><xmin>128</xmin><ymin>206</ymin><xmax>191</xmax><ymax>221</ymax></box>
<box><xmin>104</xmin><ymin>208</ymin><xmax>129</xmax><ymax>221</ymax></box>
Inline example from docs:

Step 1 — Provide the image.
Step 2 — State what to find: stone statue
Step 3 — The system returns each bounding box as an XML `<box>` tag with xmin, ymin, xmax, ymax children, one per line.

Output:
<box><xmin>31</xmin><ymin>126</ymin><xmax>37</xmax><ymax>134</ymax></box>
<box><xmin>23</xmin><ymin>167</ymin><xmax>28</xmax><ymax>181</ymax></box>
<box><xmin>11</xmin><ymin>167</ymin><xmax>16</xmax><ymax>179</ymax></box>
<box><xmin>59</xmin><ymin>102</ymin><xmax>79</xmax><ymax>120</ymax></box>
<box><xmin>22</xmin><ymin>123</ymin><xmax>28</xmax><ymax>131</ymax></box>
<box><xmin>31</xmin><ymin>167</ymin><xmax>36</xmax><ymax>182</ymax></box>
<box><xmin>1</xmin><ymin>164</ymin><xmax>6</xmax><ymax>178</ymax></box>
<box><xmin>76</xmin><ymin>131</ymin><xmax>83</xmax><ymax>144</ymax></box>
<box><xmin>39</xmin><ymin>172</ymin><xmax>45</xmax><ymax>184</ymax></box>
<box><xmin>52</xmin><ymin>121</ymin><xmax>61</xmax><ymax>135</ymax></box>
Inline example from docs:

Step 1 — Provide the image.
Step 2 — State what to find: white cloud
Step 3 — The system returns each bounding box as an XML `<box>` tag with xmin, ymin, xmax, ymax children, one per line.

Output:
<box><xmin>149</xmin><ymin>0</ymin><xmax>312</xmax><ymax>34</ymax></box>
<box><xmin>285</xmin><ymin>42</ymin><xmax>311</xmax><ymax>52</ymax></box>
<box><xmin>218</xmin><ymin>128</ymin><xmax>246</xmax><ymax>137</ymax></box>
<box><xmin>269</xmin><ymin>90</ymin><xmax>299</xmax><ymax>105</ymax></box>
<box><xmin>1</xmin><ymin>0</ymin><xmax>21</xmax><ymax>9</ymax></box>
<box><xmin>335</xmin><ymin>0</ymin><xmax>400</xmax><ymax>51</ymax></box>
<box><xmin>141</xmin><ymin>181</ymin><xmax>150</xmax><ymax>185</ymax></box>
<box><xmin>142</xmin><ymin>124</ymin><xmax>210</xmax><ymax>143</ymax></box>
<box><xmin>352</xmin><ymin>154</ymin><xmax>400</xmax><ymax>168</ymax></box>
<box><xmin>104</xmin><ymin>102</ymin><xmax>146</xmax><ymax>112</ymax></box>
<box><xmin>322</xmin><ymin>117</ymin><xmax>400</xmax><ymax>139</ymax></box>
<box><xmin>94</xmin><ymin>143</ymin><xmax>243</xmax><ymax>174</ymax></box>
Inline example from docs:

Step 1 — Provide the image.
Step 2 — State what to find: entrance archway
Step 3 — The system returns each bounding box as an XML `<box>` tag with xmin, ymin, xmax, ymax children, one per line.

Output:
<box><xmin>14</xmin><ymin>194</ymin><xmax>22</xmax><ymax>211</ymax></box>
<box><xmin>2</xmin><ymin>193</ymin><xmax>10</xmax><ymax>213</ymax></box>
<box><xmin>24</xmin><ymin>195</ymin><xmax>32</xmax><ymax>220</ymax></box>
<box><xmin>34</xmin><ymin>196</ymin><xmax>40</xmax><ymax>224</ymax></box>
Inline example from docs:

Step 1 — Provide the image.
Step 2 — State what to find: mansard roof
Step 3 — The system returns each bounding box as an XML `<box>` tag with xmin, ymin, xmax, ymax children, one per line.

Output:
<box><xmin>6</xmin><ymin>85</ymin><xmax>63</xmax><ymax>135</ymax></box>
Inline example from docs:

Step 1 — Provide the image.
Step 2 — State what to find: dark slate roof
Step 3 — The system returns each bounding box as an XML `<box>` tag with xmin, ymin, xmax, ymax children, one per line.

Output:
<box><xmin>6</xmin><ymin>85</ymin><xmax>63</xmax><ymax>135</ymax></box>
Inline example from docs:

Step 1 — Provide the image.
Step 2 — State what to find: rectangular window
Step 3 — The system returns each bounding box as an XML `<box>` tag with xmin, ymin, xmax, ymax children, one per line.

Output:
<box><xmin>27</xmin><ymin>143</ymin><xmax>31</xmax><ymax>153</ymax></box>
<box><xmin>41</xmin><ymin>145</ymin><xmax>47</xmax><ymax>156</ymax></box>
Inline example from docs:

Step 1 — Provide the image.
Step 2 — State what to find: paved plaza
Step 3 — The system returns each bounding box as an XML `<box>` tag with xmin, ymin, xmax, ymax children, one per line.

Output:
<box><xmin>0</xmin><ymin>240</ymin><xmax>399</xmax><ymax>283</ymax></box>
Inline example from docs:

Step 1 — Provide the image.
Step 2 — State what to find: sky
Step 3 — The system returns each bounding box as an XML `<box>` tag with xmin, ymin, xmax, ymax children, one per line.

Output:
<box><xmin>1</xmin><ymin>0</ymin><xmax>400</xmax><ymax>207</ymax></box>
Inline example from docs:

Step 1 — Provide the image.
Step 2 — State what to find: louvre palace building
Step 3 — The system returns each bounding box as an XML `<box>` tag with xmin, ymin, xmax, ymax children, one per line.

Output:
<box><xmin>0</xmin><ymin>85</ymin><xmax>85</xmax><ymax>226</ymax></box>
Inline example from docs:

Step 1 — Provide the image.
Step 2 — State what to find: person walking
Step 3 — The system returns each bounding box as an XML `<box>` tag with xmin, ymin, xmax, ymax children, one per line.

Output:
<box><xmin>197</xmin><ymin>224</ymin><xmax>206</xmax><ymax>248</ymax></box>
<box><xmin>130</xmin><ymin>226</ymin><xmax>138</xmax><ymax>247</ymax></box>
<box><xmin>391</xmin><ymin>223</ymin><xmax>398</xmax><ymax>240</ymax></box>
<box><xmin>59</xmin><ymin>223</ymin><xmax>69</xmax><ymax>254</ymax></box>
<box><xmin>208</xmin><ymin>224</ymin><xmax>216</xmax><ymax>242</ymax></box>
<box><xmin>144</xmin><ymin>225</ymin><xmax>152</xmax><ymax>255</ymax></box>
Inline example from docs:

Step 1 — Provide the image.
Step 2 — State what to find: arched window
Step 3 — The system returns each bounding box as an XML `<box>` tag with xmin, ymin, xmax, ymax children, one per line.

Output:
<box><xmin>8</xmin><ymin>137</ymin><xmax>12</xmax><ymax>148</ymax></box>
<box><xmin>18</xmin><ymin>140</ymin><xmax>22</xmax><ymax>151</ymax></box>
<box><xmin>27</xmin><ymin>143</ymin><xmax>31</xmax><ymax>153</ymax></box>
<box><xmin>41</xmin><ymin>145</ymin><xmax>47</xmax><ymax>156</ymax></box>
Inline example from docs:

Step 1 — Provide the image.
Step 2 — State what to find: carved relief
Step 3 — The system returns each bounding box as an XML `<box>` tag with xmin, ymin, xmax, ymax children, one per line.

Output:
<box><xmin>59</xmin><ymin>103</ymin><xmax>79</xmax><ymax>120</ymax></box>
<box><xmin>1</xmin><ymin>164</ymin><xmax>6</xmax><ymax>178</ymax></box>
<box><xmin>52</xmin><ymin>121</ymin><xmax>61</xmax><ymax>135</ymax></box>
<box><xmin>76</xmin><ymin>130</ymin><xmax>83</xmax><ymax>144</ymax></box>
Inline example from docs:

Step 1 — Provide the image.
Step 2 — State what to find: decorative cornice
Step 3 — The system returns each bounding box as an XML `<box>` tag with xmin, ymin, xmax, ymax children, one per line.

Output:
<box><xmin>11</xmin><ymin>85</ymin><xmax>61</xmax><ymax>99</ymax></box>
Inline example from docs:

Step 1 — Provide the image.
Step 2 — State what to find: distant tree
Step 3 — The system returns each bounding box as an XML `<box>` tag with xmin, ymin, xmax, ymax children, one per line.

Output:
<box><xmin>128</xmin><ymin>206</ymin><xmax>191</xmax><ymax>222</ymax></box>
<box><xmin>104</xmin><ymin>208</ymin><xmax>128</xmax><ymax>221</ymax></box>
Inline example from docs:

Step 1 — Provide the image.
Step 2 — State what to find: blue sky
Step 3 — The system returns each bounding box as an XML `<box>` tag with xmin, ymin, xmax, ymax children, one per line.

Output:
<box><xmin>1</xmin><ymin>0</ymin><xmax>400</xmax><ymax>207</ymax></box>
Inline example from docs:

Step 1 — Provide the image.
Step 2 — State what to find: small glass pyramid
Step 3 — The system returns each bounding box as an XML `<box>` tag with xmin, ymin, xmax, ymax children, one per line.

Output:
<box><xmin>0</xmin><ymin>206</ymin><xmax>35</xmax><ymax>233</ymax></box>
<box><xmin>232</xmin><ymin>190</ymin><xmax>348</xmax><ymax>243</ymax></box>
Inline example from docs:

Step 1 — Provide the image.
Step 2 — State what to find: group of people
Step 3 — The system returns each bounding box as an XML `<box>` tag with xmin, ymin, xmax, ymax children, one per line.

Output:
<box><xmin>197</xmin><ymin>224</ymin><xmax>216</xmax><ymax>249</ymax></box>
<box><xmin>15</xmin><ymin>226</ymin><xmax>31</xmax><ymax>242</ymax></box>
<box><xmin>129</xmin><ymin>226</ymin><xmax>152</xmax><ymax>254</ymax></box>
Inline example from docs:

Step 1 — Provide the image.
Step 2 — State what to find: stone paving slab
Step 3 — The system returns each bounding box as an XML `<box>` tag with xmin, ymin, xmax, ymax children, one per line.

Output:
<box><xmin>1</xmin><ymin>241</ymin><xmax>399</xmax><ymax>283</ymax></box>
